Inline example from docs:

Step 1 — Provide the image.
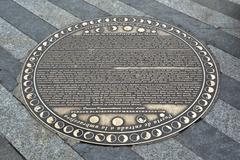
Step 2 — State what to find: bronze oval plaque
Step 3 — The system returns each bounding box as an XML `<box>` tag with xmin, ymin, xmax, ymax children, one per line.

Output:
<box><xmin>21</xmin><ymin>16</ymin><xmax>219</xmax><ymax>145</ymax></box>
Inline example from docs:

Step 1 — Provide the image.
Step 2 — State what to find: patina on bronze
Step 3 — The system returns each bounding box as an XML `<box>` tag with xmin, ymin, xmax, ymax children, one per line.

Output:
<box><xmin>21</xmin><ymin>16</ymin><xmax>219</xmax><ymax>145</ymax></box>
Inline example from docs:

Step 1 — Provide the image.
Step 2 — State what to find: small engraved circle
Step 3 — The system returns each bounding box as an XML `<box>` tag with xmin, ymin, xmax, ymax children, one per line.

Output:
<box><xmin>123</xmin><ymin>25</ymin><xmax>133</xmax><ymax>31</ymax></box>
<box><xmin>63</xmin><ymin>125</ymin><xmax>74</xmax><ymax>133</ymax></box>
<box><xmin>29</xmin><ymin>57</ymin><xmax>37</xmax><ymax>62</ymax></box>
<box><xmin>206</xmin><ymin>80</ymin><xmax>215</xmax><ymax>86</ymax></box>
<box><xmin>179</xmin><ymin>116</ymin><xmax>190</xmax><ymax>124</ymax></box>
<box><xmin>106</xmin><ymin>134</ymin><xmax>117</xmax><ymax>143</ymax></box>
<box><xmin>171</xmin><ymin>121</ymin><xmax>182</xmax><ymax>129</ymax></box>
<box><xmin>39</xmin><ymin>111</ymin><xmax>50</xmax><ymax>119</ymax></box>
<box><xmin>159</xmin><ymin>113</ymin><xmax>165</xmax><ymax>118</ymax></box>
<box><xmin>141</xmin><ymin>132</ymin><xmax>151</xmax><ymax>140</ymax></box>
<box><xmin>23</xmin><ymin>80</ymin><xmax>32</xmax><ymax>87</ymax></box>
<box><xmin>73</xmin><ymin>129</ymin><xmax>83</xmax><ymax>137</ymax></box>
<box><xmin>24</xmin><ymin>87</ymin><xmax>33</xmax><ymax>93</ymax></box>
<box><xmin>30</xmin><ymin>99</ymin><xmax>39</xmax><ymax>106</ymax></box>
<box><xmin>95</xmin><ymin>134</ymin><xmax>105</xmax><ymax>142</ymax></box>
<box><xmin>26</xmin><ymin>62</ymin><xmax>35</xmax><ymax>68</ymax></box>
<box><xmin>151</xmin><ymin>129</ymin><xmax>162</xmax><ymax>137</ymax></box>
<box><xmin>162</xmin><ymin>125</ymin><xmax>172</xmax><ymax>133</ymax></box>
<box><xmin>84</xmin><ymin>132</ymin><xmax>94</xmax><ymax>140</ymax></box>
<box><xmin>118</xmin><ymin>134</ymin><xmax>128</xmax><ymax>143</ymax></box>
<box><xmin>71</xmin><ymin>113</ymin><xmax>77</xmax><ymax>118</ymax></box>
<box><xmin>46</xmin><ymin>116</ymin><xmax>56</xmax><ymax>124</ymax></box>
<box><xmin>136</xmin><ymin>115</ymin><xmax>147</xmax><ymax>124</ymax></box>
<box><xmin>112</xmin><ymin>117</ymin><xmax>124</xmax><ymax>126</ymax></box>
<box><xmin>24</xmin><ymin>74</ymin><xmax>32</xmax><ymax>80</ymax></box>
<box><xmin>89</xmin><ymin>115</ymin><xmax>100</xmax><ymax>124</ymax></box>
<box><xmin>130</xmin><ymin>133</ymin><xmax>140</xmax><ymax>142</ymax></box>
<box><xmin>205</xmin><ymin>87</ymin><xmax>215</xmax><ymax>93</ymax></box>
<box><xmin>199</xmin><ymin>51</ymin><xmax>207</xmax><ymax>56</ymax></box>
<box><xmin>187</xmin><ymin>111</ymin><xmax>197</xmax><ymax>119</ymax></box>
<box><xmin>54</xmin><ymin>121</ymin><xmax>65</xmax><ymax>129</ymax></box>
<box><xmin>198</xmin><ymin>99</ymin><xmax>208</xmax><ymax>106</ymax></box>
<box><xmin>34</xmin><ymin>105</ymin><xmax>44</xmax><ymax>112</ymax></box>
<box><xmin>202</xmin><ymin>93</ymin><xmax>212</xmax><ymax>100</ymax></box>
<box><xmin>137</xmin><ymin>27</ymin><xmax>145</xmax><ymax>32</ymax></box>
<box><xmin>26</xmin><ymin>93</ymin><xmax>36</xmax><ymax>100</ymax></box>
<box><xmin>193</xmin><ymin>105</ymin><xmax>204</xmax><ymax>113</ymax></box>
<box><xmin>207</xmin><ymin>74</ymin><xmax>216</xmax><ymax>80</ymax></box>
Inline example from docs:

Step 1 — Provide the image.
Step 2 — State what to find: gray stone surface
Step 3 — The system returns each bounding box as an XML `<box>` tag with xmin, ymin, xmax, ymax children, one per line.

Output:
<box><xmin>209</xmin><ymin>45</ymin><xmax>240</xmax><ymax>81</ymax></box>
<box><xmin>73</xmin><ymin>143</ymin><xmax>143</xmax><ymax>160</ymax></box>
<box><xmin>14</xmin><ymin>0</ymin><xmax>81</xmax><ymax>28</ymax></box>
<box><xmin>229</xmin><ymin>0</ymin><xmax>240</xmax><ymax>5</ymax></box>
<box><xmin>0</xmin><ymin>46</ymin><xmax>21</xmax><ymax>91</ymax></box>
<box><xmin>49</xmin><ymin>0</ymin><xmax>110</xmax><ymax>20</ymax></box>
<box><xmin>205</xmin><ymin>100</ymin><xmax>240</xmax><ymax>143</ymax></box>
<box><xmin>0</xmin><ymin>133</ymin><xmax>25</xmax><ymax>160</ymax></box>
<box><xmin>84</xmin><ymin>0</ymin><xmax>146</xmax><ymax>16</ymax></box>
<box><xmin>176</xmin><ymin>120</ymin><xmax>240</xmax><ymax>160</ymax></box>
<box><xmin>86</xmin><ymin>0</ymin><xmax>240</xmax><ymax>38</ymax></box>
<box><xmin>0</xmin><ymin>85</ymin><xmax>84</xmax><ymax>160</ymax></box>
<box><xmin>0</xmin><ymin>17</ymin><xmax>37</xmax><ymax>60</ymax></box>
<box><xmin>155</xmin><ymin>0</ymin><xmax>240</xmax><ymax>38</ymax></box>
<box><xmin>220</xmin><ymin>73</ymin><xmax>240</xmax><ymax>110</ymax></box>
<box><xmin>0</xmin><ymin>0</ymin><xmax>57</xmax><ymax>42</ymax></box>
<box><xmin>192</xmin><ymin>0</ymin><xmax>240</xmax><ymax>20</ymax></box>
<box><xmin>120</xmin><ymin>0</ymin><xmax>240</xmax><ymax>59</ymax></box>
<box><xmin>133</xmin><ymin>139</ymin><xmax>203</xmax><ymax>160</ymax></box>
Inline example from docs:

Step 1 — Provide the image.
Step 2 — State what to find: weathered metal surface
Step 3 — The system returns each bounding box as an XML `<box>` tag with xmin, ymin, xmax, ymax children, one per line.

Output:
<box><xmin>21</xmin><ymin>16</ymin><xmax>219</xmax><ymax>145</ymax></box>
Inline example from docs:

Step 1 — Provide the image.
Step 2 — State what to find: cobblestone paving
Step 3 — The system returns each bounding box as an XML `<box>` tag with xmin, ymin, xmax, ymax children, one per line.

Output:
<box><xmin>0</xmin><ymin>0</ymin><xmax>240</xmax><ymax>159</ymax></box>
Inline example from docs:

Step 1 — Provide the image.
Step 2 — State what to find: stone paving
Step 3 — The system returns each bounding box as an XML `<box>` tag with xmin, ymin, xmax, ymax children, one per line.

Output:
<box><xmin>0</xmin><ymin>0</ymin><xmax>240</xmax><ymax>160</ymax></box>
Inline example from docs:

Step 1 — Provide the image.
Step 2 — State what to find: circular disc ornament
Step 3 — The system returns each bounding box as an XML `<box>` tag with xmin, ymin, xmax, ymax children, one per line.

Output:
<box><xmin>21</xmin><ymin>16</ymin><xmax>219</xmax><ymax>145</ymax></box>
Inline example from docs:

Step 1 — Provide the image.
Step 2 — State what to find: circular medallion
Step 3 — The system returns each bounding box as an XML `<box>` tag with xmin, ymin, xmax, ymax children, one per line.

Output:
<box><xmin>21</xmin><ymin>16</ymin><xmax>219</xmax><ymax>145</ymax></box>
